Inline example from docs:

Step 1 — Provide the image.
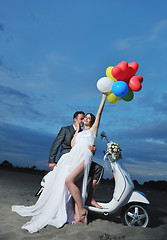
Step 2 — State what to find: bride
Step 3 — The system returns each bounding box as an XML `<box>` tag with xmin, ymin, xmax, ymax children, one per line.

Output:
<box><xmin>12</xmin><ymin>93</ymin><xmax>106</xmax><ymax>233</ymax></box>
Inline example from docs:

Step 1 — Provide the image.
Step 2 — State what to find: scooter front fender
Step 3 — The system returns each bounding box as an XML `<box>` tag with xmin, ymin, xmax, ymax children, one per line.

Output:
<box><xmin>127</xmin><ymin>190</ymin><xmax>150</xmax><ymax>205</ymax></box>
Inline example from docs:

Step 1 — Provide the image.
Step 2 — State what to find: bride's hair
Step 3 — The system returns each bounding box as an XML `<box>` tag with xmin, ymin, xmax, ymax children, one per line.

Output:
<box><xmin>86</xmin><ymin>113</ymin><xmax>95</xmax><ymax>127</ymax></box>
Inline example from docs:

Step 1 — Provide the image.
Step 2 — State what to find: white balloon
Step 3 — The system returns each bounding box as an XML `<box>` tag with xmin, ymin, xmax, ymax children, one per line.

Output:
<box><xmin>97</xmin><ymin>77</ymin><xmax>114</xmax><ymax>93</ymax></box>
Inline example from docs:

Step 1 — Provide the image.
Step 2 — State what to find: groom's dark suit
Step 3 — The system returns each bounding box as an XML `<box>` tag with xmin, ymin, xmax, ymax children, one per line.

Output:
<box><xmin>49</xmin><ymin>125</ymin><xmax>76</xmax><ymax>162</ymax></box>
<box><xmin>49</xmin><ymin>125</ymin><xmax>104</xmax><ymax>182</ymax></box>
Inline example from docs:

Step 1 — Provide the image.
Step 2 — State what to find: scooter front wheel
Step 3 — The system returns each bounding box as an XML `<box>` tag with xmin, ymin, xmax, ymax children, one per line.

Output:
<box><xmin>121</xmin><ymin>203</ymin><xmax>150</xmax><ymax>227</ymax></box>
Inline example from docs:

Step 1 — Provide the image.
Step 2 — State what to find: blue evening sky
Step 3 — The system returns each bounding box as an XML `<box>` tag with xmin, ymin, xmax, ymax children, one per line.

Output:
<box><xmin>0</xmin><ymin>0</ymin><xmax>167</xmax><ymax>183</ymax></box>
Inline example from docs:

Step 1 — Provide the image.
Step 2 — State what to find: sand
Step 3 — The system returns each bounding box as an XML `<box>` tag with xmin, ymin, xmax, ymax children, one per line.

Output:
<box><xmin>0</xmin><ymin>169</ymin><xmax>167</xmax><ymax>240</ymax></box>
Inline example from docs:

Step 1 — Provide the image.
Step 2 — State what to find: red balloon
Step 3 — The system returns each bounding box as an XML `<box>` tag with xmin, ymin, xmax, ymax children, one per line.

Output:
<box><xmin>111</xmin><ymin>61</ymin><xmax>128</xmax><ymax>81</ymax></box>
<box><xmin>111</xmin><ymin>61</ymin><xmax>139</xmax><ymax>82</ymax></box>
<box><xmin>128</xmin><ymin>62</ymin><xmax>139</xmax><ymax>74</ymax></box>
<box><xmin>118</xmin><ymin>61</ymin><xmax>128</xmax><ymax>72</ymax></box>
<box><xmin>128</xmin><ymin>75</ymin><xmax>143</xmax><ymax>92</ymax></box>
<box><xmin>136</xmin><ymin>74</ymin><xmax>143</xmax><ymax>83</ymax></box>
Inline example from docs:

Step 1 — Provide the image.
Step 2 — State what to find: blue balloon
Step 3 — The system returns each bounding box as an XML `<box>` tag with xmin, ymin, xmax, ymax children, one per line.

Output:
<box><xmin>112</xmin><ymin>81</ymin><xmax>129</xmax><ymax>97</ymax></box>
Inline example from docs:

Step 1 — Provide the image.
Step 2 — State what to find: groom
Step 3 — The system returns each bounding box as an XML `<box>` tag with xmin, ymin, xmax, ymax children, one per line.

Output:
<box><xmin>48</xmin><ymin>111</ymin><xmax>104</xmax><ymax>209</ymax></box>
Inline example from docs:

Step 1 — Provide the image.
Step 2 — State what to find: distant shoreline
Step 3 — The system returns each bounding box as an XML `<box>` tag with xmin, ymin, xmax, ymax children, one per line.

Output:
<box><xmin>1</xmin><ymin>160</ymin><xmax>167</xmax><ymax>193</ymax></box>
<box><xmin>0</xmin><ymin>164</ymin><xmax>46</xmax><ymax>176</ymax></box>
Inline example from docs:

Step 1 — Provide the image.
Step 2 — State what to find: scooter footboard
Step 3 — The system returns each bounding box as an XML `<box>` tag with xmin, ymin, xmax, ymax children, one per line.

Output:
<box><xmin>86</xmin><ymin>198</ymin><xmax>124</xmax><ymax>214</ymax></box>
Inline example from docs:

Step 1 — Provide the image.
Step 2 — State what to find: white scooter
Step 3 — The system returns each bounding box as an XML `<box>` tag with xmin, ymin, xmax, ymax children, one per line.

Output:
<box><xmin>86</xmin><ymin>131</ymin><xmax>150</xmax><ymax>227</ymax></box>
<box><xmin>35</xmin><ymin>132</ymin><xmax>150</xmax><ymax>227</ymax></box>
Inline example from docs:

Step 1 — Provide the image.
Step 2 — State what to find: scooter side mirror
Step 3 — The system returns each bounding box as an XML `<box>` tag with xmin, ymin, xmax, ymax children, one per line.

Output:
<box><xmin>100</xmin><ymin>131</ymin><xmax>107</xmax><ymax>140</ymax></box>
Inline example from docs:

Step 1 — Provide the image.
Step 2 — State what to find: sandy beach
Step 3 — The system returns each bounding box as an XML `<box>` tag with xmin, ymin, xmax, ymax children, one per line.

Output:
<box><xmin>0</xmin><ymin>169</ymin><xmax>167</xmax><ymax>240</ymax></box>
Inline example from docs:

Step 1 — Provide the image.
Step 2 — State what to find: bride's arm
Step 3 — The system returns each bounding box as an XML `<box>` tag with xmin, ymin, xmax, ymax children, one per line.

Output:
<box><xmin>91</xmin><ymin>93</ymin><xmax>107</xmax><ymax>136</ymax></box>
<box><xmin>71</xmin><ymin>131</ymin><xmax>79</xmax><ymax>147</ymax></box>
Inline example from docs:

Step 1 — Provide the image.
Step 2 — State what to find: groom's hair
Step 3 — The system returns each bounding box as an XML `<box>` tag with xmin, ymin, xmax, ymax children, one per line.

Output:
<box><xmin>73</xmin><ymin>111</ymin><xmax>85</xmax><ymax>119</ymax></box>
<box><xmin>86</xmin><ymin>113</ymin><xmax>95</xmax><ymax>127</ymax></box>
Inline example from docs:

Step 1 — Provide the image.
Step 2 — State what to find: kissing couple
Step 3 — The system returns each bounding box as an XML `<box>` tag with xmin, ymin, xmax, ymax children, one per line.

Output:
<box><xmin>12</xmin><ymin>93</ymin><xmax>107</xmax><ymax>233</ymax></box>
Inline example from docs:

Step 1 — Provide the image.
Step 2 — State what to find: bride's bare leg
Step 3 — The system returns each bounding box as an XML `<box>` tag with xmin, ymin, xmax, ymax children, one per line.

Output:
<box><xmin>74</xmin><ymin>176</ymin><xmax>84</xmax><ymax>222</ymax></box>
<box><xmin>75</xmin><ymin>203</ymin><xmax>80</xmax><ymax>223</ymax></box>
<box><xmin>65</xmin><ymin>161</ymin><xmax>88</xmax><ymax>224</ymax></box>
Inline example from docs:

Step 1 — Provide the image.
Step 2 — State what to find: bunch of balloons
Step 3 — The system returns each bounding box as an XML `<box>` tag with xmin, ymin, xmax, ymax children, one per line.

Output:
<box><xmin>97</xmin><ymin>61</ymin><xmax>143</xmax><ymax>104</ymax></box>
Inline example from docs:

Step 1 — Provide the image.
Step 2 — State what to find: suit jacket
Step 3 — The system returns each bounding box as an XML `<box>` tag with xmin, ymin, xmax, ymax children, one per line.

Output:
<box><xmin>48</xmin><ymin>125</ymin><xmax>76</xmax><ymax>163</ymax></box>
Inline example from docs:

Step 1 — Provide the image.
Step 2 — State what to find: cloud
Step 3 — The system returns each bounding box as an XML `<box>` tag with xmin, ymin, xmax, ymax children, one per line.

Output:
<box><xmin>0</xmin><ymin>57</ymin><xmax>19</xmax><ymax>78</ymax></box>
<box><xmin>0</xmin><ymin>84</ymin><xmax>76</xmax><ymax>135</ymax></box>
<box><xmin>108</xmin><ymin>119</ymin><xmax>167</xmax><ymax>143</ymax></box>
<box><xmin>153</xmin><ymin>93</ymin><xmax>167</xmax><ymax>115</ymax></box>
<box><xmin>0</xmin><ymin>84</ymin><xmax>30</xmax><ymax>100</ymax></box>
<box><xmin>149</xmin><ymin>19</ymin><xmax>167</xmax><ymax>41</ymax></box>
<box><xmin>115</xmin><ymin>37</ymin><xmax>143</xmax><ymax>51</ymax></box>
<box><xmin>146</xmin><ymin>138</ymin><xmax>166</xmax><ymax>145</ymax></box>
<box><xmin>0</xmin><ymin>85</ymin><xmax>43</xmax><ymax>122</ymax></box>
<box><xmin>124</xmin><ymin>158</ymin><xmax>167</xmax><ymax>183</ymax></box>
<box><xmin>102</xmin><ymin>90</ymin><xmax>167</xmax><ymax>136</ymax></box>
<box><xmin>114</xmin><ymin>18</ymin><xmax>167</xmax><ymax>51</ymax></box>
<box><xmin>46</xmin><ymin>53</ymin><xmax>68</xmax><ymax>66</ymax></box>
<box><xmin>0</xmin><ymin>122</ymin><xmax>54</xmax><ymax>169</ymax></box>
<box><xmin>136</xmin><ymin>91</ymin><xmax>167</xmax><ymax>118</ymax></box>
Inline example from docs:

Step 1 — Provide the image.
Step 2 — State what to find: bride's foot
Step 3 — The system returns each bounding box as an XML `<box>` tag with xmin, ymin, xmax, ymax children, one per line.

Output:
<box><xmin>86</xmin><ymin>198</ymin><xmax>103</xmax><ymax>209</ymax></box>
<box><xmin>90</xmin><ymin>199</ymin><xmax>103</xmax><ymax>209</ymax></box>
<box><xmin>74</xmin><ymin>209</ymin><xmax>88</xmax><ymax>225</ymax></box>
<box><xmin>81</xmin><ymin>209</ymin><xmax>88</xmax><ymax>225</ymax></box>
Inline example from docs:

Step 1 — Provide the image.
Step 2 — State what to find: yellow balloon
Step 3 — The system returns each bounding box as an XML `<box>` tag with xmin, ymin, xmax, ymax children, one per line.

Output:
<box><xmin>106</xmin><ymin>66</ymin><xmax>117</xmax><ymax>81</ymax></box>
<box><xmin>107</xmin><ymin>90</ymin><xmax>120</xmax><ymax>104</ymax></box>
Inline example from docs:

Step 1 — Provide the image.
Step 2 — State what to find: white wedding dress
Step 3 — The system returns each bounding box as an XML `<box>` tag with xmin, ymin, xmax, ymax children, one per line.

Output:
<box><xmin>12</xmin><ymin>129</ymin><xmax>96</xmax><ymax>233</ymax></box>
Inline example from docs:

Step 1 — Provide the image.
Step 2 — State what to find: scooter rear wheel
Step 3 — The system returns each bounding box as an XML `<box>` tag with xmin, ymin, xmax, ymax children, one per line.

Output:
<box><xmin>121</xmin><ymin>203</ymin><xmax>150</xmax><ymax>227</ymax></box>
